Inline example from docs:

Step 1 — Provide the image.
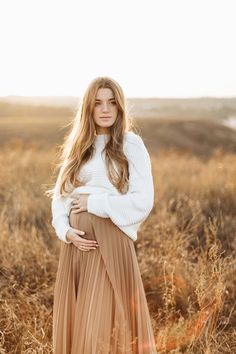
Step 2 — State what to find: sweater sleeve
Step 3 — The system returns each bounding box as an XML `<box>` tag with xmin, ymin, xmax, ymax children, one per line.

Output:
<box><xmin>51</xmin><ymin>167</ymin><xmax>74</xmax><ymax>244</ymax></box>
<box><xmin>87</xmin><ymin>134</ymin><xmax>154</xmax><ymax>227</ymax></box>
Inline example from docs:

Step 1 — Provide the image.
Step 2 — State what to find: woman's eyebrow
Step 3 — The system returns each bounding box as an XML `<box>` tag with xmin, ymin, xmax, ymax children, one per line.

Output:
<box><xmin>95</xmin><ymin>97</ymin><xmax>115</xmax><ymax>101</ymax></box>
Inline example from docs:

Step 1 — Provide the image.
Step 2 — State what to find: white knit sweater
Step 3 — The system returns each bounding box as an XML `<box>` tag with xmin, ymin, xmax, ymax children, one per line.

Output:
<box><xmin>51</xmin><ymin>131</ymin><xmax>154</xmax><ymax>243</ymax></box>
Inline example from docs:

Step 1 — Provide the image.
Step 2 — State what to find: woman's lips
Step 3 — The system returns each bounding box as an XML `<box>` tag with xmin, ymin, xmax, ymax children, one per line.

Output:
<box><xmin>100</xmin><ymin>116</ymin><xmax>112</xmax><ymax>119</ymax></box>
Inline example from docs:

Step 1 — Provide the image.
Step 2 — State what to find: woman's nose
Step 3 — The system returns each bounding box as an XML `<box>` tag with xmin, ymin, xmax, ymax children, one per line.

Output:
<box><xmin>102</xmin><ymin>103</ymin><xmax>109</xmax><ymax>112</ymax></box>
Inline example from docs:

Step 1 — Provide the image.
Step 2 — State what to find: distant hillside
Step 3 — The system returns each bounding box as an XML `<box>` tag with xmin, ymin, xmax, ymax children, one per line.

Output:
<box><xmin>0</xmin><ymin>95</ymin><xmax>79</xmax><ymax>108</ymax></box>
<box><xmin>135</xmin><ymin>118</ymin><xmax>236</xmax><ymax>158</ymax></box>
<box><xmin>0</xmin><ymin>96</ymin><xmax>236</xmax><ymax>158</ymax></box>
<box><xmin>128</xmin><ymin>97</ymin><xmax>236</xmax><ymax>120</ymax></box>
<box><xmin>1</xmin><ymin>96</ymin><xmax>236</xmax><ymax>121</ymax></box>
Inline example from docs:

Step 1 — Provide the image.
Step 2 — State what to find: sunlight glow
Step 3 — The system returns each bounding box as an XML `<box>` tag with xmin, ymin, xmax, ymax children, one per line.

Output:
<box><xmin>0</xmin><ymin>0</ymin><xmax>235</xmax><ymax>97</ymax></box>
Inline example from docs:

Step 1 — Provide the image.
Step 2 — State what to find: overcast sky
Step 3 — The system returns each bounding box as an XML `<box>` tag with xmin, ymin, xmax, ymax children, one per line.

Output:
<box><xmin>0</xmin><ymin>0</ymin><xmax>235</xmax><ymax>98</ymax></box>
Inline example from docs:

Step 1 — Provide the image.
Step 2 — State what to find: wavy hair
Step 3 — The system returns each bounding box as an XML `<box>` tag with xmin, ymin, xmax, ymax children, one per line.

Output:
<box><xmin>48</xmin><ymin>76</ymin><xmax>135</xmax><ymax>198</ymax></box>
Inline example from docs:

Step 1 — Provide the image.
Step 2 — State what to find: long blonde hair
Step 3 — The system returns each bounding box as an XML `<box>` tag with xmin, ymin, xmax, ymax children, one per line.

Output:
<box><xmin>49</xmin><ymin>76</ymin><xmax>135</xmax><ymax>197</ymax></box>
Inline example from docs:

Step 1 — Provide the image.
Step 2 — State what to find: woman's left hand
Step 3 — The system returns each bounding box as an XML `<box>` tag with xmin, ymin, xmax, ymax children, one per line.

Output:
<box><xmin>70</xmin><ymin>194</ymin><xmax>89</xmax><ymax>213</ymax></box>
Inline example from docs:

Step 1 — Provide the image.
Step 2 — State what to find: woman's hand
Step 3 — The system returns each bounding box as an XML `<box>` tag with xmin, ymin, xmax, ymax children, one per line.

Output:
<box><xmin>66</xmin><ymin>228</ymin><xmax>99</xmax><ymax>251</ymax></box>
<box><xmin>70</xmin><ymin>193</ymin><xmax>89</xmax><ymax>213</ymax></box>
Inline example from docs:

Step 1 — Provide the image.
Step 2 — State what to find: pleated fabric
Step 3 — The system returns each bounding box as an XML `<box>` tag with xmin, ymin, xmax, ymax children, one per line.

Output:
<box><xmin>53</xmin><ymin>211</ymin><xmax>157</xmax><ymax>354</ymax></box>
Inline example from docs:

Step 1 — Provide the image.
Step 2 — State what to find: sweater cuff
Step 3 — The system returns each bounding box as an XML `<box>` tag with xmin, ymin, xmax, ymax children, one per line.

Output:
<box><xmin>58</xmin><ymin>225</ymin><xmax>73</xmax><ymax>244</ymax></box>
<box><xmin>87</xmin><ymin>194</ymin><xmax>109</xmax><ymax>218</ymax></box>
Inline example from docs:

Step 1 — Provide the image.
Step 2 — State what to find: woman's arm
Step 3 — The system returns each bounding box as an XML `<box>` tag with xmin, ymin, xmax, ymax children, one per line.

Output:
<box><xmin>87</xmin><ymin>134</ymin><xmax>154</xmax><ymax>227</ymax></box>
<box><xmin>51</xmin><ymin>168</ymin><xmax>73</xmax><ymax>244</ymax></box>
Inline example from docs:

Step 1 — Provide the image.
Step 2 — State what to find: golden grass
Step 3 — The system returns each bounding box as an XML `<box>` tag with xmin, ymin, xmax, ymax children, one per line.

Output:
<box><xmin>0</xmin><ymin>125</ymin><xmax>236</xmax><ymax>353</ymax></box>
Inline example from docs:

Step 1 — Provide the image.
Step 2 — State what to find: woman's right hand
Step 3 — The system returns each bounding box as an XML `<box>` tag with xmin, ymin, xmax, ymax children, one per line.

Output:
<box><xmin>66</xmin><ymin>228</ymin><xmax>99</xmax><ymax>251</ymax></box>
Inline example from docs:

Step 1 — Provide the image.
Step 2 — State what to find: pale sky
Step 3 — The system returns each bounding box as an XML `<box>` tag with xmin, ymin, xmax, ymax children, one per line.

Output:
<box><xmin>0</xmin><ymin>0</ymin><xmax>235</xmax><ymax>98</ymax></box>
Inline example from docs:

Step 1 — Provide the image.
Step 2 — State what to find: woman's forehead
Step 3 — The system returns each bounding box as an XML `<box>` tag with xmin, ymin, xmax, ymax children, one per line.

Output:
<box><xmin>95</xmin><ymin>87</ymin><xmax>114</xmax><ymax>100</ymax></box>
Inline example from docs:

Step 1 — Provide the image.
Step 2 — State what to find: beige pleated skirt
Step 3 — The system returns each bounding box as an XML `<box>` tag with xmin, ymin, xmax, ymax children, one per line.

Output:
<box><xmin>53</xmin><ymin>211</ymin><xmax>157</xmax><ymax>354</ymax></box>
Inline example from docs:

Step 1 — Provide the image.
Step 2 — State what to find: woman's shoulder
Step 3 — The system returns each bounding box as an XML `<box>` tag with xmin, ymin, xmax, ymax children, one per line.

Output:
<box><xmin>123</xmin><ymin>131</ymin><xmax>147</xmax><ymax>157</ymax></box>
<box><xmin>124</xmin><ymin>131</ymin><xmax>144</xmax><ymax>147</ymax></box>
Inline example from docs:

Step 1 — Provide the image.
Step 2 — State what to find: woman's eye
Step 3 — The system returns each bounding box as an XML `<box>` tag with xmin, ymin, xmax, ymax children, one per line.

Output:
<box><xmin>94</xmin><ymin>101</ymin><xmax>116</xmax><ymax>106</ymax></box>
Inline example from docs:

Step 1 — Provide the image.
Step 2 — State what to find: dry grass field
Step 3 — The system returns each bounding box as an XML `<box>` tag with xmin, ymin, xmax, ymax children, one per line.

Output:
<box><xmin>0</xmin><ymin>100</ymin><xmax>235</xmax><ymax>353</ymax></box>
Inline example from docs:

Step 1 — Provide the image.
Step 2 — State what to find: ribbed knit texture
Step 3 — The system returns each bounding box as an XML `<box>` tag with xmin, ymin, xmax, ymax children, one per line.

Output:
<box><xmin>51</xmin><ymin>131</ymin><xmax>154</xmax><ymax>243</ymax></box>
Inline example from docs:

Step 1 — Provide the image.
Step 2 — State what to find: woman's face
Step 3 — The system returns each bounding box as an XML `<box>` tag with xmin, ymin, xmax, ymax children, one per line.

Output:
<box><xmin>93</xmin><ymin>87</ymin><xmax>118</xmax><ymax>134</ymax></box>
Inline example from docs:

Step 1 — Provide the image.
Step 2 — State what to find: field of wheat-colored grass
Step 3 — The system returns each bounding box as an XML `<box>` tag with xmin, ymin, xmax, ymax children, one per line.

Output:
<box><xmin>0</xmin><ymin>105</ymin><xmax>235</xmax><ymax>353</ymax></box>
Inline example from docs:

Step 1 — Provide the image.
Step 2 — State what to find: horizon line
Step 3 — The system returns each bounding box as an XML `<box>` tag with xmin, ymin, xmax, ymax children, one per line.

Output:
<box><xmin>0</xmin><ymin>94</ymin><xmax>236</xmax><ymax>100</ymax></box>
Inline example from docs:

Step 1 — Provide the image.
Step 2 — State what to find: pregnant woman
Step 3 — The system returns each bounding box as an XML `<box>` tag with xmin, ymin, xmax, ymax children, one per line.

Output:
<box><xmin>50</xmin><ymin>76</ymin><xmax>157</xmax><ymax>353</ymax></box>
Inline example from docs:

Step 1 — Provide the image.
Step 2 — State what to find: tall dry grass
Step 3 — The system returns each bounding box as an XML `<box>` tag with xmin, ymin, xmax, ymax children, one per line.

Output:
<box><xmin>0</xmin><ymin>140</ymin><xmax>235</xmax><ymax>353</ymax></box>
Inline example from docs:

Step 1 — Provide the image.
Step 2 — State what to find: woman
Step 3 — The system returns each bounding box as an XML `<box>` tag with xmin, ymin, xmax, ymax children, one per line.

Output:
<box><xmin>50</xmin><ymin>76</ymin><xmax>157</xmax><ymax>353</ymax></box>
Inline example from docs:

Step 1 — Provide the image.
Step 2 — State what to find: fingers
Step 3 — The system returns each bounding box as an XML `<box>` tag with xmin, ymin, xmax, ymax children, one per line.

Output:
<box><xmin>77</xmin><ymin>239</ymin><xmax>99</xmax><ymax>247</ymax></box>
<box><xmin>70</xmin><ymin>196</ymin><xmax>87</xmax><ymax>213</ymax></box>
<box><xmin>75</xmin><ymin>243</ymin><xmax>99</xmax><ymax>251</ymax></box>
<box><xmin>71</xmin><ymin>207</ymin><xmax>86</xmax><ymax>214</ymax></box>
<box><xmin>70</xmin><ymin>201</ymin><xmax>81</xmax><ymax>212</ymax></box>
<box><xmin>71</xmin><ymin>228</ymin><xmax>99</xmax><ymax>252</ymax></box>
<box><xmin>72</xmin><ymin>229</ymin><xmax>91</xmax><ymax>238</ymax></box>
<box><xmin>77</xmin><ymin>244</ymin><xmax>97</xmax><ymax>252</ymax></box>
<box><xmin>71</xmin><ymin>200</ymin><xmax>80</xmax><ymax>206</ymax></box>
<box><xmin>72</xmin><ymin>229</ymin><xmax>86</xmax><ymax>237</ymax></box>
<box><xmin>70</xmin><ymin>203</ymin><xmax>86</xmax><ymax>213</ymax></box>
